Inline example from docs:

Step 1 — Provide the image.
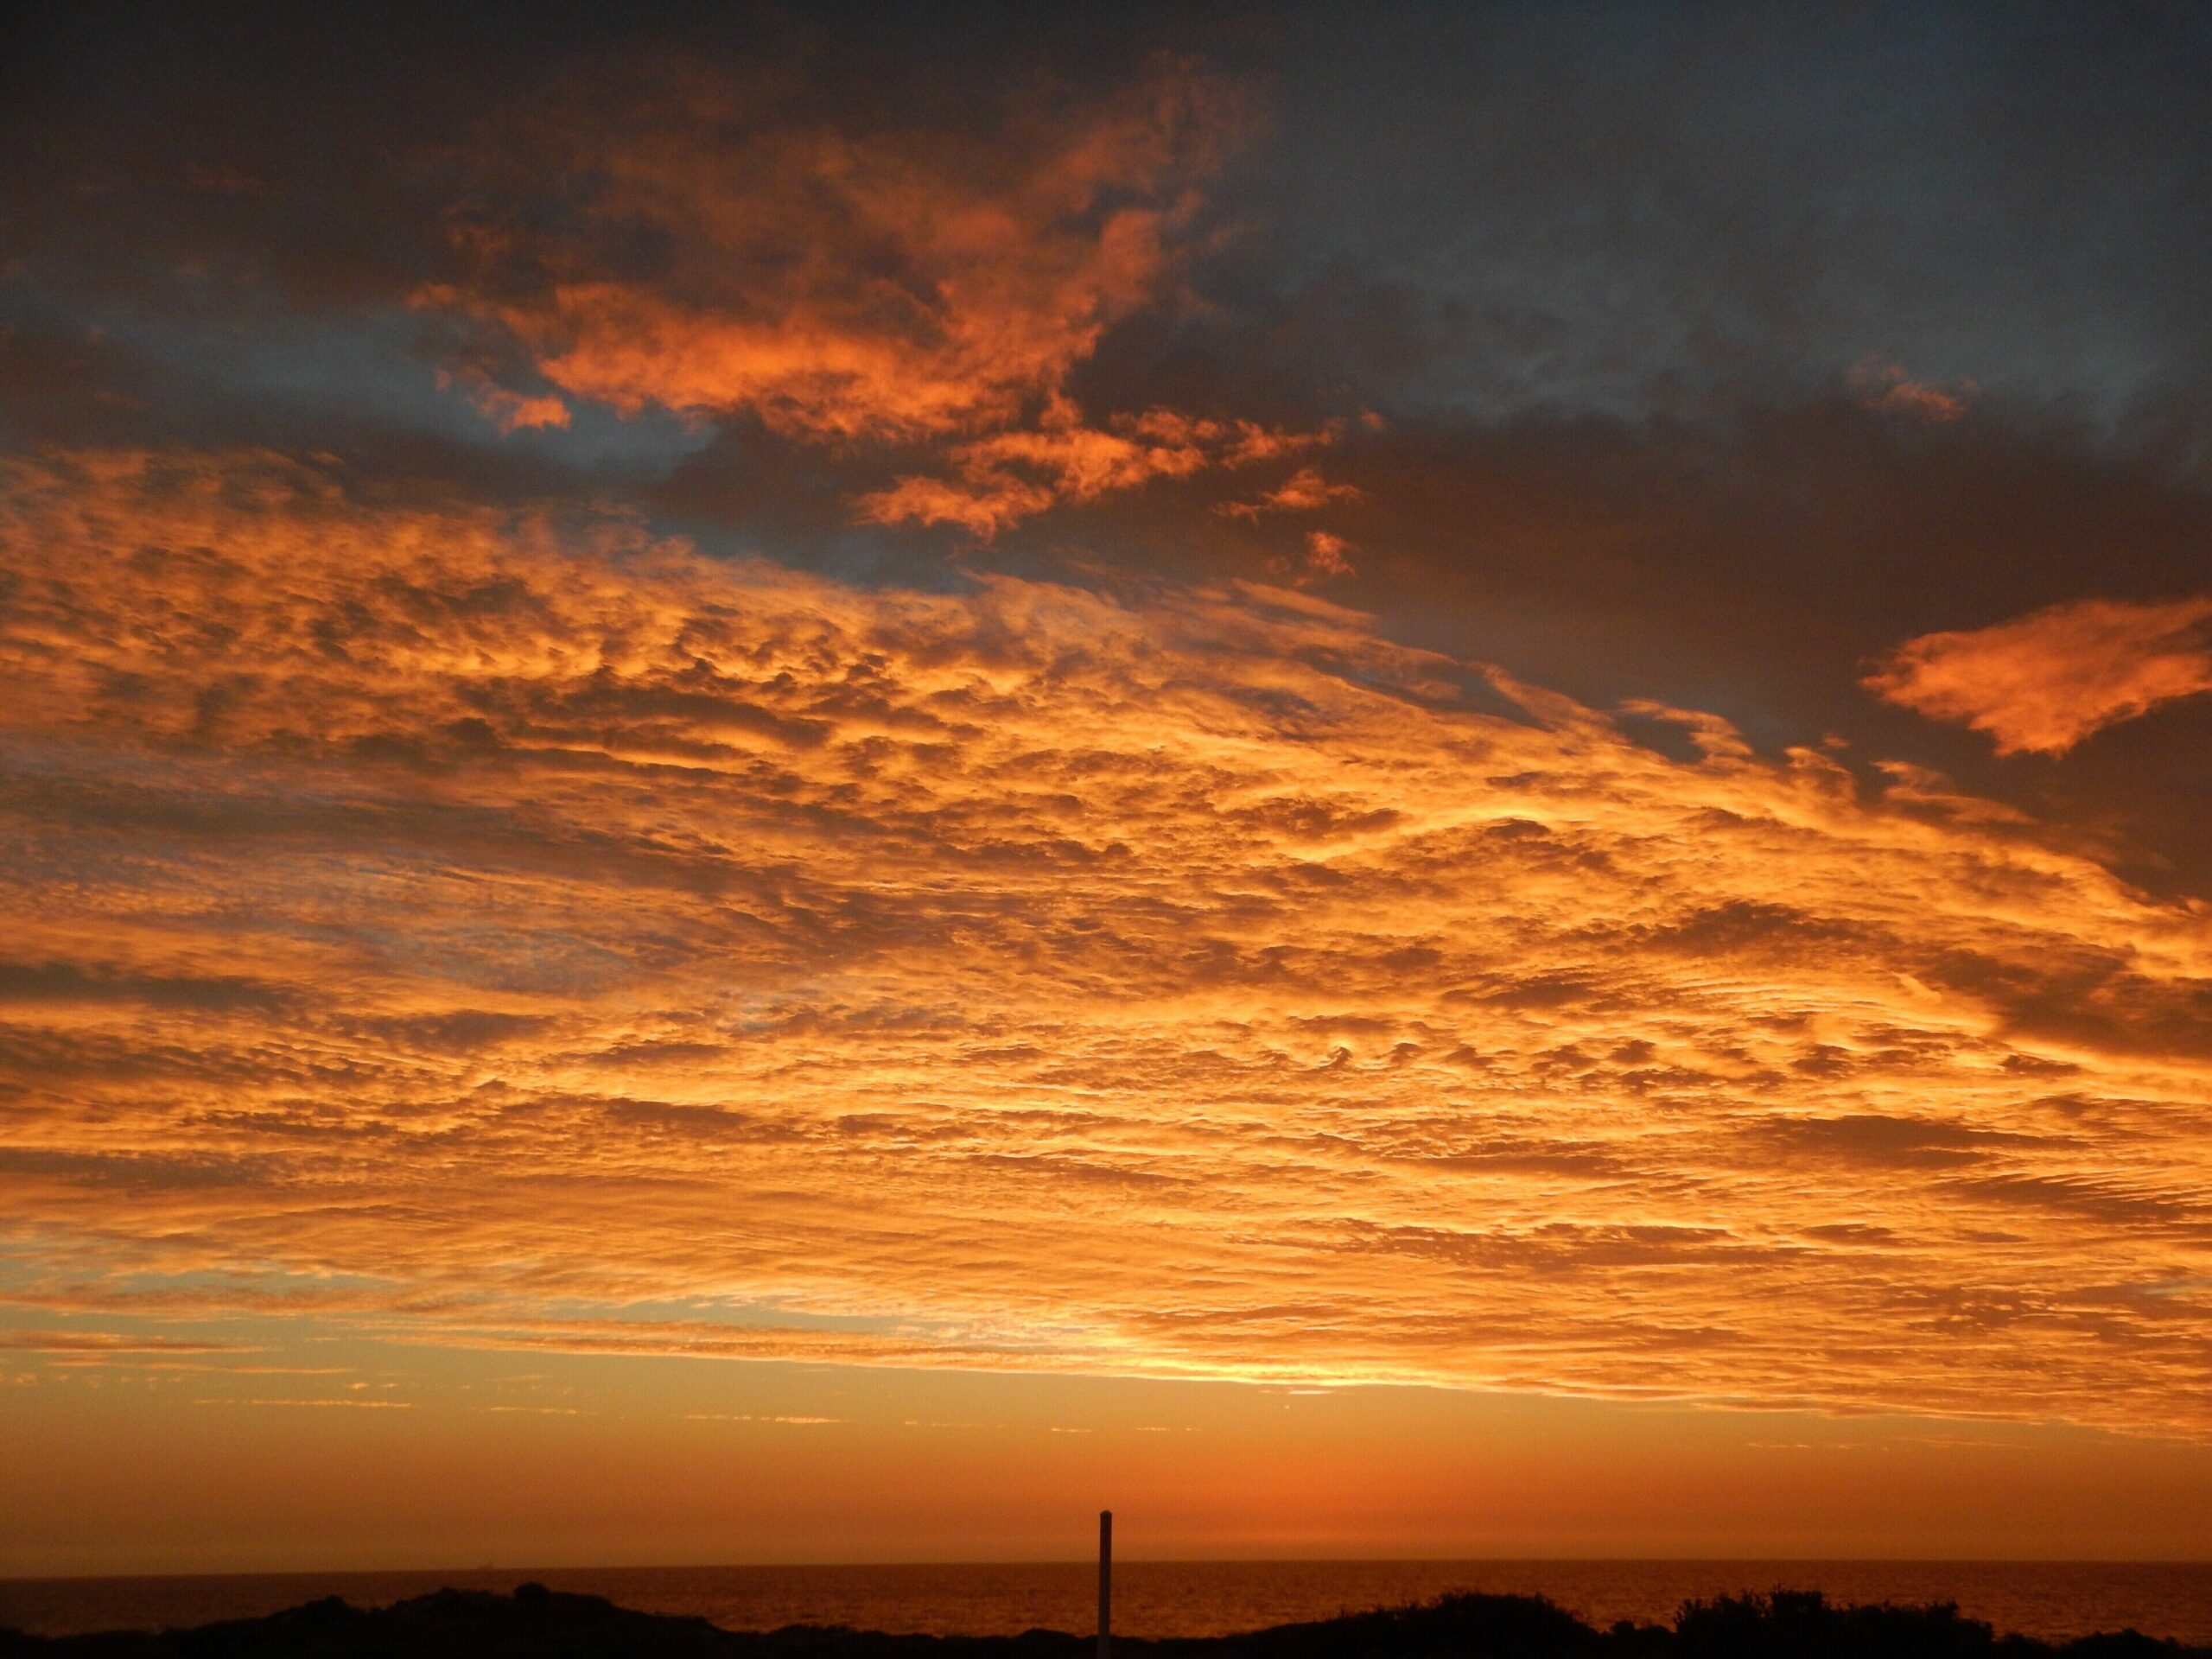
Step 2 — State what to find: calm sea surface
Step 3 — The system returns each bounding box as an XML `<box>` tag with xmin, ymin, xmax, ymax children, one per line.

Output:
<box><xmin>4</xmin><ymin>1561</ymin><xmax>2211</xmax><ymax>1645</ymax></box>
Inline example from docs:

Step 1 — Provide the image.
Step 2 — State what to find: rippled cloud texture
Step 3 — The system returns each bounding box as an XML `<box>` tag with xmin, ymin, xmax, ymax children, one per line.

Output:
<box><xmin>4</xmin><ymin>448</ymin><xmax>2210</xmax><ymax>1435</ymax></box>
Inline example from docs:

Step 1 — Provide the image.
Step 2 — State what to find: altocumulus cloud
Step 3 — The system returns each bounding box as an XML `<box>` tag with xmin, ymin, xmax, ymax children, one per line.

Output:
<box><xmin>2</xmin><ymin>448</ymin><xmax>2210</xmax><ymax>1431</ymax></box>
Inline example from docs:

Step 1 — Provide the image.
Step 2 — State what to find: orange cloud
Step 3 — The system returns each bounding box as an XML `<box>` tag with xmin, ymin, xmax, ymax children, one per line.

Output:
<box><xmin>416</xmin><ymin>61</ymin><xmax>1329</xmax><ymax>536</ymax></box>
<box><xmin>1866</xmin><ymin>595</ymin><xmax>2212</xmax><ymax>755</ymax></box>
<box><xmin>1217</xmin><ymin>467</ymin><xmax>1364</xmax><ymax>522</ymax></box>
<box><xmin>420</xmin><ymin>60</ymin><xmax>1241</xmax><ymax>444</ymax></box>
<box><xmin>3</xmin><ymin>450</ymin><xmax>2211</xmax><ymax>1435</ymax></box>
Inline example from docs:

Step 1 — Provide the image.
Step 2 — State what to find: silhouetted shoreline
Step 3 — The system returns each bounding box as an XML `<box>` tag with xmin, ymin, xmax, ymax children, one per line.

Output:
<box><xmin>3</xmin><ymin>1585</ymin><xmax>2205</xmax><ymax>1659</ymax></box>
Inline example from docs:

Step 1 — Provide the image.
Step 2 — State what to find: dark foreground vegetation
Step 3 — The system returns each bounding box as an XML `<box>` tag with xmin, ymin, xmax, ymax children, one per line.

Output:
<box><xmin>3</xmin><ymin>1586</ymin><xmax>2203</xmax><ymax>1659</ymax></box>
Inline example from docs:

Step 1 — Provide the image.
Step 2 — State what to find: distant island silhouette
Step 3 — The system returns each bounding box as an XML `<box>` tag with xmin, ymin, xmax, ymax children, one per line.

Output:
<box><xmin>3</xmin><ymin>1584</ymin><xmax>2203</xmax><ymax>1659</ymax></box>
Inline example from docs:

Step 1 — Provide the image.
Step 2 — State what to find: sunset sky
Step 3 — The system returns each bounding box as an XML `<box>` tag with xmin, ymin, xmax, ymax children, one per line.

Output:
<box><xmin>5</xmin><ymin>2</ymin><xmax>2212</xmax><ymax>1575</ymax></box>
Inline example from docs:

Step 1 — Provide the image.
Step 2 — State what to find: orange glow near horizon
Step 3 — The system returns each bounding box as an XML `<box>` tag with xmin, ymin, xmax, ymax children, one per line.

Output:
<box><xmin>12</xmin><ymin>1343</ymin><xmax>2212</xmax><ymax>1575</ymax></box>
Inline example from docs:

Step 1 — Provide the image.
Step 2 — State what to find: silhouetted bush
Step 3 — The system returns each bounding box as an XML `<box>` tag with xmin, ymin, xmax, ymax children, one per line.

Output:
<box><xmin>1674</xmin><ymin>1592</ymin><xmax>1996</xmax><ymax>1659</ymax></box>
<box><xmin>1</xmin><ymin>1584</ymin><xmax>2203</xmax><ymax>1659</ymax></box>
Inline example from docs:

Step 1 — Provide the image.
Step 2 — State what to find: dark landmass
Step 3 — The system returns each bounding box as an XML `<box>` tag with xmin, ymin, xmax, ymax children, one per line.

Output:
<box><xmin>3</xmin><ymin>1586</ymin><xmax>2204</xmax><ymax>1659</ymax></box>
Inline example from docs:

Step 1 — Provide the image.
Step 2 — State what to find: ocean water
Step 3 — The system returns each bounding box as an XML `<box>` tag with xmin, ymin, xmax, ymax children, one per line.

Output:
<box><xmin>3</xmin><ymin>1560</ymin><xmax>2211</xmax><ymax>1645</ymax></box>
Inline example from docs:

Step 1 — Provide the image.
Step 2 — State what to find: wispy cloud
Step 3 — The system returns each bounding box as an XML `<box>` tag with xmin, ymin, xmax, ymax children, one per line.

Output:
<box><xmin>1296</xmin><ymin>529</ymin><xmax>1357</xmax><ymax>583</ymax></box>
<box><xmin>1217</xmin><ymin>467</ymin><xmax>1365</xmax><ymax>523</ymax></box>
<box><xmin>1848</xmin><ymin>358</ymin><xmax>1975</xmax><ymax>423</ymax></box>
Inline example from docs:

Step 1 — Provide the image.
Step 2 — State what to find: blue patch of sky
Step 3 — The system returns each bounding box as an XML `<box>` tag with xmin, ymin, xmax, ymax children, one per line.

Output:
<box><xmin>0</xmin><ymin>282</ymin><xmax>714</xmax><ymax>473</ymax></box>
